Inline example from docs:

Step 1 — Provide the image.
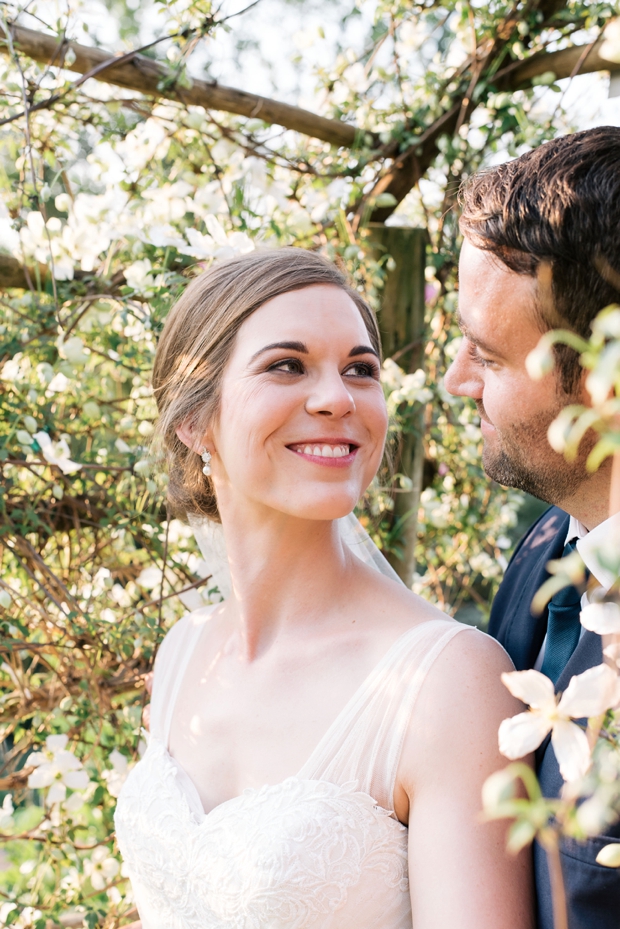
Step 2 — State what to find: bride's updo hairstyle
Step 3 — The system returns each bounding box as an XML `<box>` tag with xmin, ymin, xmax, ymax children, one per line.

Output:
<box><xmin>153</xmin><ymin>247</ymin><xmax>381</xmax><ymax>522</ymax></box>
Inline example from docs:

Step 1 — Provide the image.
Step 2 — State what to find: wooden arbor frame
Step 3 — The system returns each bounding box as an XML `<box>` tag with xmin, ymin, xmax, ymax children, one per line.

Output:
<box><xmin>1</xmin><ymin>15</ymin><xmax>619</xmax><ymax>582</ymax></box>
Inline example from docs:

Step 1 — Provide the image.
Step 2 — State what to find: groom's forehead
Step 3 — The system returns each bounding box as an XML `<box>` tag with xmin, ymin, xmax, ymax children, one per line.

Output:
<box><xmin>458</xmin><ymin>242</ymin><xmax>541</xmax><ymax>335</ymax></box>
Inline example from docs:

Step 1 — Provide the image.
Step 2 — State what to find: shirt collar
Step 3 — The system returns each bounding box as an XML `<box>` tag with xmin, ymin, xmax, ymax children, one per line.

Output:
<box><xmin>574</xmin><ymin>510</ymin><xmax>620</xmax><ymax>592</ymax></box>
<box><xmin>565</xmin><ymin>514</ymin><xmax>590</xmax><ymax>544</ymax></box>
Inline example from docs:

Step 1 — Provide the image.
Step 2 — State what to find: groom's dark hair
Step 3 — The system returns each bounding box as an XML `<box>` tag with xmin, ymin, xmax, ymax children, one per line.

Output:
<box><xmin>459</xmin><ymin>126</ymin><xmax>620</xmax><ymax>392</ymax></box>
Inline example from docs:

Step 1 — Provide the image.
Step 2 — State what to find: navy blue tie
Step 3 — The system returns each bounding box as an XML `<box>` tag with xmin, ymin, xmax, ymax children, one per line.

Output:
<box><xmin>540</xmin><ymin>539</ymin><xmax>587</xmax><ymax>685</ymax></box>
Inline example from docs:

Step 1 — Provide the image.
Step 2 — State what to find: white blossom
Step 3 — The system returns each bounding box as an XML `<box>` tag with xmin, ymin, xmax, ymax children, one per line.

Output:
<box><xmin>581</xmin><ymin>601</ymin><xmax>620</xmax><ymax>635</ymax></box>
<box><xmin>604</xmin><ymin>643</ymin><xmax>620</xmax><ymax>669</ymax></box>
<box><xmin>1</xmin><ymin>357</ymin><xmax>23</xmax><ymax>382</ymax></box>
<box><xmin>526</xmin><ymin>340</ymin><xmax>555</xmax><ymax>379</ymax></box>
<box><xmin>597</xmin><ymin>843</ymin><xmax>620</xmax><ymax>867</ymax></box>
<box><xmin>180</xmin><ymin>227</ymin><xmax>218</xmax><ymax>259</ymax></box>
<box><xmin>58</xmin><ymin>336</ymin><xmax>89</xmax><ymax>366</ymax></box>
<box><xmin>136</xmin><ymin>565</ymin><xmax>162</xmax><ymax>590</ymax></box>
<box><xmin>382</xmin><ymin>361</ymin><xmax>432</xmax><ymax>409</ymax></box>
<box><xmin>0</xmin><ymin>216</ymin><xmax>19</xmax><ymax>253</ymax></box>
<box><xmin>547</xmin><ymin>407</ymin><xmax>578</xmax><ymax>454</ymax></box>
<box><xmin>33</xmin><ymin>432</ymin><xmax>82</xmax><ymax>474</ymax></box>
<box><xmin>83</xmin><ymin>847</ymin><xmax>119</xmax><ymax>891</ymax></box>
<box><xmin>585</xmin><ymin>341</ymin><xmax>620</xmax><ymax>405</ymax></box>
<box><xmin>0</xmin><ymin>794</ymin><xmax>13</xmax><ymax>829</ymax></box>
<box><xmin>27</xmin><ymin>734</ymin><xmax>90</xmax><ymax>805</ymax></box>
<box><xmin>124</xmin><ymin>259</ymin><xmax>153</xmax><ymax>292</ymax></box>
<box><xmin>499</xmin><ymin>665</ymin><xmax>620</xmax><ymax>782</ymax></box>
<box><xmin>46</xmin><ymin>372</ymin><xmax>72</xmax><ymax>394</ymax></box>
<box><xmin>0</xmin><ymin>904</ymin><xmax>42</xmax><ymax>928</ymax></box>
<box><xmin>102</xmin><ymin>749</ymin><xmax>130</xmax><ymax>798</ymax></box>
<box><xmin>600</xmin><ymin>18</ymin><xmax>620</xmax><ymax>64</ymax></box>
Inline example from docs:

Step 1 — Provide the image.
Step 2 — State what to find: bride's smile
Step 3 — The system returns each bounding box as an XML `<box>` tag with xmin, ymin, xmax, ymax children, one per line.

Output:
<box><xmin>287</xmin><ymin>440</ymin><xmax>358</xmax><ymax>463</ymax></box>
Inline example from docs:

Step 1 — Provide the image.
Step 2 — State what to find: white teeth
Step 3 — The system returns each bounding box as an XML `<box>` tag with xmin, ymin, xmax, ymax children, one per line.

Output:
<box><xmin>293</xmin><ymin>443</ymin><xmax>351</xmax><ymax>457</ymax></box>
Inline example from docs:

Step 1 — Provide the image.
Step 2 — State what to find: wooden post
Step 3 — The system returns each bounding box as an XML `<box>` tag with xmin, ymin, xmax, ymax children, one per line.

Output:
<box><xmin>368</xmin><ymin>224</ymin><xmax>427</xmax><ymax>586</ymax></box>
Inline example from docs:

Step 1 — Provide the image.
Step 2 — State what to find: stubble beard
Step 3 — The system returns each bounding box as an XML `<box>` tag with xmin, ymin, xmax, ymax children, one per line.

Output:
<box><xmin>478</xmin><ymin>399</ymin><xmax>591</xmax><ymax>506</ymax></box>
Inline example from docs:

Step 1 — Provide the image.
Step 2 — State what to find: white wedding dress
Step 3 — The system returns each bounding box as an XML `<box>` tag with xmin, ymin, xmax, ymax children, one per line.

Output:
<box><xmin>115</xmin><ymin>610</ymin><xmax>475</xmax><ymax>929</ymax></box>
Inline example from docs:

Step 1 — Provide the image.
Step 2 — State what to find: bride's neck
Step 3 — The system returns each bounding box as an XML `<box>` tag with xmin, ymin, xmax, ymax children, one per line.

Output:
<box><xmin>218</xmin><ymin>500</ymin><xmax>353</xmax><ymax>660</ymax></box>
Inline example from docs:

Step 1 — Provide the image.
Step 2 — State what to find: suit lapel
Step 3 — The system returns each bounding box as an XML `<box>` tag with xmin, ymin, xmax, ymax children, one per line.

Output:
<box><xmin>554</xmin><ymin>630</ymin><xmax>603</xmax><ymax>693</ymax></box>
<box><xmin>493</xmin><ymin>508</ymin><xmax>569</xmax><ymax>670</ymax></box>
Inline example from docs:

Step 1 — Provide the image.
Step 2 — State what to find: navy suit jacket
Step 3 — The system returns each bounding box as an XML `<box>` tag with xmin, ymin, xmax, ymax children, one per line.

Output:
<box><xmin>489</xmin><ymin>506</ymin><xmax>620</xmax><ymax>929</ymax></box>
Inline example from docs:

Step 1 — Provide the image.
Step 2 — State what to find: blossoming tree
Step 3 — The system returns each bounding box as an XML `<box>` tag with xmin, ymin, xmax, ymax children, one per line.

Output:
<box><xmin>1</xmin><ymin>0</ymin><xmax>619</xmax><ymax>925</ymax></box>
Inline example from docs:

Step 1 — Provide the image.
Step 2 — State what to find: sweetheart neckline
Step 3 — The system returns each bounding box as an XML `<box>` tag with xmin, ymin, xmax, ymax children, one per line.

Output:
<box><xmin>144</xmin><ymin>737</ymin><xmax>408</xmax><ymax>832</ymax></box>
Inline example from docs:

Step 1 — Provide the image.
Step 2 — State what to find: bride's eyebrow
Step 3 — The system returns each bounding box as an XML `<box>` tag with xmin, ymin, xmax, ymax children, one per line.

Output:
<box><xmin>249</xmin><ymin>341</ymin><xmax>308</xmax><ymax>362</ymax></box>
<box><xmin>248</xmin><ymin>341</ymin><xmax>379</xmax><ymax>363</ymax></box>
<box><xmin>349</xmin><ymin>345</ymin><xmax>379</xmax><ymax>358</ymax></box>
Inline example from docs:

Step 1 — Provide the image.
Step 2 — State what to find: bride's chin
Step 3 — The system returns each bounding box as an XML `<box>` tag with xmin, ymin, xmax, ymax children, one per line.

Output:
<box><xmin>281</xmin><ymin>490</ymin><xmax>361</xmax><ymax>522</ymax></box>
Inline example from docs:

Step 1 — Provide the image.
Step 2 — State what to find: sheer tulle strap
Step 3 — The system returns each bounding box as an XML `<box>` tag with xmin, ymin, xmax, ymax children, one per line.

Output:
<box><xmin>149</xmin><ymin>609</ymin><xmax>214</xmax><ymax>745</ymax></box>
<box><xmin>299</xmin><ymin>619</ymin><xmax>475</xmax><ymax>812</ymax></box>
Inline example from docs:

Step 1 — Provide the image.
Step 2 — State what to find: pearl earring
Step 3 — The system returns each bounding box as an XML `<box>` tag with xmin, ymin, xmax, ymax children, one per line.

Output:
<box><xmin>200</xmin><ymin>447</ymin><xmax>212</xmax><ymax>476</ymax></box>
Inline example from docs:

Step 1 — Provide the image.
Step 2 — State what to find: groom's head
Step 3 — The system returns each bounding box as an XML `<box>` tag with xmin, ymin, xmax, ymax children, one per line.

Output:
<box><xmin>445</xmin><ymin>127</ymin><xmax>620</xmax><ymax>518</ymax></box>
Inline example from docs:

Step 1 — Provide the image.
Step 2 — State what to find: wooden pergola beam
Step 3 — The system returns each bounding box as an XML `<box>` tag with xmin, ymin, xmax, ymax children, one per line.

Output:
<box><xmin>1</xmin><ymin>23</ymin><xmax>370</xmax><ymax>150</ymax></box>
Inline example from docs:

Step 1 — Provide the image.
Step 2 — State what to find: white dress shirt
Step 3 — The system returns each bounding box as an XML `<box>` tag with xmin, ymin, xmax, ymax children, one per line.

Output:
<box><xmin>533</xmin><ymin>510</ymin><xmax>620</xmax><ymax>672</ymax></box>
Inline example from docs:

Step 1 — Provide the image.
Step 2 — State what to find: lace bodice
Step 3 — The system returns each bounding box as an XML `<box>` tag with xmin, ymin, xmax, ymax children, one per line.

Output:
<box><xmin>115</xmin><ymin>613</ymin><xmax>474</xmax><ymax>928</ymax></box>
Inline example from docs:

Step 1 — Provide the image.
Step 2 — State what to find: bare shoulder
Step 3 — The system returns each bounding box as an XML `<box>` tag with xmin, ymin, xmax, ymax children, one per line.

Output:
<box><xmin>432</xmin><ymin>623</ymin><xmax>514</xmax><ymax>682</ymax></box>
<box><xmin>400</xmin><ymin>626</ymin><xmax>521</xmax><ymax>787</ymax></box>
<box><xmin>416</xmin><ymin>625</ymin><xmax>517</xmax><ymax>722</ymax></box>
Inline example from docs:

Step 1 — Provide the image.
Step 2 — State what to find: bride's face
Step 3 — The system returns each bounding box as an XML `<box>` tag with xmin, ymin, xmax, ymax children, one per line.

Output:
<box><xmin>210</xmin><ymin>284</ymin><xmax>388</xmax><ymax>521</ymax></box>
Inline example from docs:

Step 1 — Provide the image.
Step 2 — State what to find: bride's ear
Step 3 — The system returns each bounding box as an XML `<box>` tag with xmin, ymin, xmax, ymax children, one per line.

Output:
<box><xmin>176</xmin><ymin>420</ymin><xmax>202</xmax><ymax>452</ymax></box>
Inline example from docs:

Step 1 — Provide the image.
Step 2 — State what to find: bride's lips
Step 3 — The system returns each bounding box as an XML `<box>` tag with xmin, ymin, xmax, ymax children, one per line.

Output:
<box><xmin>286</xmin><ymin>440</ymin><xmax>359</xmax><ymax>468</ymax></box>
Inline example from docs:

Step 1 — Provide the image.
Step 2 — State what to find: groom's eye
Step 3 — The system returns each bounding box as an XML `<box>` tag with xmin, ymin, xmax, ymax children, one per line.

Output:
<box><xmin>468</xmin><ymin>343</ymin><xmax>494</xmax><ymax>368</ymax></box>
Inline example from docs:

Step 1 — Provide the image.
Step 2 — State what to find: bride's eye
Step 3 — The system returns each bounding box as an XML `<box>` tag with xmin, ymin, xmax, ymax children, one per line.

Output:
<box><xmin>344</xmin><ymin>361</ymin><xmax>380</xmax><ymax>379</ymax></box>
<box><xmin>267</xmin><ymin>358</ymin><xmax>305</xmax><ymax>375</ymax></box>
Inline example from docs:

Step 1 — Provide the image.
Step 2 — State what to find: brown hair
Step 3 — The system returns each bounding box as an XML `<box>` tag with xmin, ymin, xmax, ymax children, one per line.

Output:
<box><xmin>459</xmin><ymin>126</ymin><xmax>620</xmax><ymax>391</ymax></box>
<box><xmin>152</xmin><ymin>247</ymin><xmax>381</xmax><ymax>521</ymax></box>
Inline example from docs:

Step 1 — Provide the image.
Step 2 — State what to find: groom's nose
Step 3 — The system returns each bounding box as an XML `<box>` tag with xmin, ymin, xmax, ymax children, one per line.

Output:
<box><xmin>444</xmin><ymin>340</ymin><xmax>484</xmax><ymax>400</ymax></box>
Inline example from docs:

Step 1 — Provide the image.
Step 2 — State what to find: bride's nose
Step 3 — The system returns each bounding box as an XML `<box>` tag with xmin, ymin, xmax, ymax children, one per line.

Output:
<box><xmin>305</xmin><ymin>369</ymin><xmax>356</xmax><ymax>417</ymax></box>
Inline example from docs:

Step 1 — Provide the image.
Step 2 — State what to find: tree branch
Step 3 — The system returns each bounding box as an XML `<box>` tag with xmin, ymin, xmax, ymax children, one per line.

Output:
<box><xmin>1</xmin><ymin>23</ymin><xmax>371</xmax><ymax>149</ymax></box>
<box><xmin>497</xmin><ymin>36</ymin><xmax>620</xmax><ymax>87</ymax></box>
<box><xmin>0</xmin><ymin>252</ymin><xmax>130</xmax><ymax>291</ymax></box>
<box><xmin>370</xmin><ymin>36</ymin><xmax>620</xmax><ymax>223</ymax></box>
